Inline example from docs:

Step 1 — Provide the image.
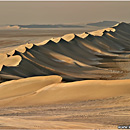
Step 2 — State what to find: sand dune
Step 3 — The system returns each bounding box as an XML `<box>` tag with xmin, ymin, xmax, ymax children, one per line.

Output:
<box><xmin>0</xmin><ymin>25</ymin><xmax>20</xmax><ymax>30</ymax></box>
<box><xmin>0</xmin><ymin>75</ymin><xmax>62</xmax><ymax>100</ymax></box>
<box><xmin>0</xmin><ymin>75</ymin><xmax>130</xmax><ymax>107</ymax></box>
<box><xmin>0</xmin><ymin>22</ymin><xmax>130</xmax><ymax>82</ymax></box>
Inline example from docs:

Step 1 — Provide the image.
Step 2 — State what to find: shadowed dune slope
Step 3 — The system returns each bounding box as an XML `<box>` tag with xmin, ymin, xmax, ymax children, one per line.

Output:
<box><xmin>0</xmin><ymin>22</ymin><xmax>130</xmax><ymax>82</ymax></box>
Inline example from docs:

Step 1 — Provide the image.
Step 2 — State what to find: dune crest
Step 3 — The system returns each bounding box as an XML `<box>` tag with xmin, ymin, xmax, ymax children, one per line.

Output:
<box><xmin>89</xmin><ymin>27</ymin><xmax>115</xmax><ymax>36</ymax></box>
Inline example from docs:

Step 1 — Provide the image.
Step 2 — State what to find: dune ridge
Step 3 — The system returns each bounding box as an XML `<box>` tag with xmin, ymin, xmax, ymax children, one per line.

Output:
<box><xmin>0</xmin><ymin>22</ymin><xmax>130</xmax><ymax>82</ymax></box>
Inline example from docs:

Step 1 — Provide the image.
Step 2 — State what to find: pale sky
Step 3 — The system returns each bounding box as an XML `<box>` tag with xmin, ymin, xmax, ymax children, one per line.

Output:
<box><xmin>0</xmin><ymin>1</ymin><xmax>130</xmax><ymax>25</ymax></box>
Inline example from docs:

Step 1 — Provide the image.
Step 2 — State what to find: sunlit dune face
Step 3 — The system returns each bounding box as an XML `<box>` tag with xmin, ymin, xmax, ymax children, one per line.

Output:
<box><xmin>0</xmin><ymin>55</ymin><xmax>21</xmax><ymax>71</ymax></box>
<box><xmin>48</xmin><ymin>52</ymin><xmax>74</xmax><ymax>64</ymax></box>
<box><xmin>89</xmin><ymin>28</ymin><xmax>116</xmax><ymax>36</ymax></box>
<box><xmin>62</xmin><ymin>33</ymin><xmax>75</xmax><ymax>42</ymax></box>
<box><xmin>77</xmin><ymin>32</ymin><xmax>89</xmax><ymax>39</ymax></box>
<box><xmin>51</xmin><ymin>37</ymin><xmax>61</xmax><ymax>43</ymax></box>
<box><xmin>35</xmin><ymin>40</ymin><xmax>49</xmax><ymax>46</ymax></box>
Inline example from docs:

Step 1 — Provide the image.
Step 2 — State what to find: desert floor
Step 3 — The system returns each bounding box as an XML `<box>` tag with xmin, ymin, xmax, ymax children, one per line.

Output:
<box><xmin>1</xmin><ymin>96</ymin><xmax>130</xmax><ymax>129</ymax></box>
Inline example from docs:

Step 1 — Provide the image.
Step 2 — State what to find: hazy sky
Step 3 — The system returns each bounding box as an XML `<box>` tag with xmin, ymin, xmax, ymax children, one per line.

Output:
<box><xmin>0</xmin><ymin>1</ymin><xmax>130</xmax><ymax>25</ymax></box>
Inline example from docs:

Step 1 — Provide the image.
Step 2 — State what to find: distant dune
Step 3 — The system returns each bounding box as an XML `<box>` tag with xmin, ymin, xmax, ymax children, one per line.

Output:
<box><xmin>87</xmin><ymin>21</ymin><xmax>119</xmax><ymax>27</ymax></box>
<box><xmin>9</xmin><ymin>24</ymin><xmax>84</xmax><ymax>29</ymax></box>
<box><xmin>0</xmin><ymin>21</ymin><xmax>118</xmax><ymax>30</ymax></box>
<box><xmin>0</xmin><ymin>25</ymin><xmax>20</xmax><ymax>30</ymax></box>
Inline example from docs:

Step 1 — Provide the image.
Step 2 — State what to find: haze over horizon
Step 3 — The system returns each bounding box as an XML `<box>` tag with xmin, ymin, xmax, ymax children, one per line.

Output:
<box><xmin>0</xmin><ymin>1</ymin><xmax>130</xmax><ymax>25</ymax></box>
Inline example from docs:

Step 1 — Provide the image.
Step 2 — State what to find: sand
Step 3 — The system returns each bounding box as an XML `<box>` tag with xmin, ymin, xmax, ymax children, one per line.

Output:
<box><xmin>0</xmin><ymin>75</ymin><xmax>62</xmax><ymax>100</ymax></box>
<box><xmin>0</xmin><ymin>75</ymin><xmax>130</xmax><ymax>107</ymax></box>
<box><xmin>0</xmin><ymin>76</ymin><xmax>130</xmax><ymax>128</ymax></box>
<box><xmin>0</xmin><ymin>22</ymin><xmax>130</xmax><ymax>129</ymax></box>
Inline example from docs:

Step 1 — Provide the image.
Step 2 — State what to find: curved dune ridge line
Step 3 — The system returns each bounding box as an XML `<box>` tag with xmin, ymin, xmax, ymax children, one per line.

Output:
<box><xmin>0</xmin><ymin>22</ymin><xmax>130</xmax><ymax>82</ymax></box>
<box><xmin>0</xmin><ymin>75</ymin><xmax>62</xmax><ymax>100</ymax></box>
<box><xmin>0</xmin><ymin>76</ymin><xmax>130</xmax><ymax>107</ymax></box>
